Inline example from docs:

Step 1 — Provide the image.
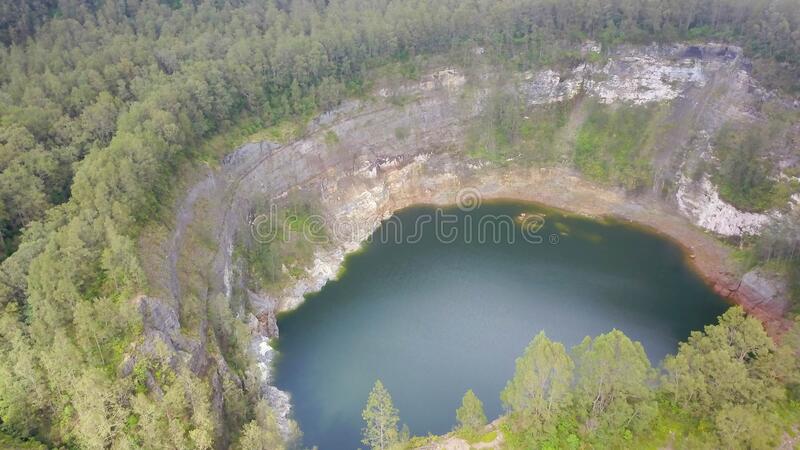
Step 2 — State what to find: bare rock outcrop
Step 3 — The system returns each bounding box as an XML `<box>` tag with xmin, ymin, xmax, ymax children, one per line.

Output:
<box><xmin>134</xmin><ymin>295</ymin><xmax>210</xmax><ymax>375</ymax></box>
<box><xmin>158</xmin><ymin>41</ymin><xmax>798</xmax><ymax>436</ymax></box>
<box><xmin>734</xmin><ymin>268</ymin><xmax>791</xmax><ymax>323</ymax></box>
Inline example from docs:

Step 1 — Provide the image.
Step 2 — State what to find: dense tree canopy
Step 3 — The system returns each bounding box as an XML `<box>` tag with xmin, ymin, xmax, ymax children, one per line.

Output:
<box><xmin>0</xmin><ymin>0</ymin><xmax>799</xmax><ymax>448</ymax></box>
<box><xmin>662</xmin><ymin>307</ymin><xmax>790</xmax><ymax>413</ymax></box>
<box><xmin>0</xmin><ymin>0</ymin><xmax>799</xmax><ymax>253</ymax></box>
<box><xmin>498</xmin><ymin>309</ymin><xmax>796</xmax><ymax>448</ymax></box>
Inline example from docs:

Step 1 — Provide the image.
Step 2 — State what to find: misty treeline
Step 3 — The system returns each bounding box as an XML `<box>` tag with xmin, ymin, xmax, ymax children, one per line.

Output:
<box><xmin>362</xmin><ymin>308</ymin><xmax>800</xmax><ymax>450</ymax></box>
<box><xmin>0</xmin><ymin>0</ymin><xmax>799</xmax><ymax>448</ymax></box>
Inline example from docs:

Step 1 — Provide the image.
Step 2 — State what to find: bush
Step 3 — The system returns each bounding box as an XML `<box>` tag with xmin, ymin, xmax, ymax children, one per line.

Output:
<box><xmin>713</xmin><ymin>125</ymin><xmax>787</xmax><ymax>212</ymax></box>
<box><xmin>574</xmin><ymin>102</ymin><xmax>658</xmax><ymax>190</ymax></box>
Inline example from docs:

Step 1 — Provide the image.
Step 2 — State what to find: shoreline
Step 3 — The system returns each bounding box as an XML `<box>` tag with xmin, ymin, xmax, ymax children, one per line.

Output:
<box><xmin>263</xmin><ymin>171</ymin><xmax>790</xmax><ymax>443</ymax></box>
<box><xmin>268</xmin><ymin>161</ymin><xmax>791</xmax><ymax>335</ymax></box>
<box><xmin>159</xmin><ymin>142</ymin><xmax>793</xmax><ymax>435</ymax></box>
<box><xmin>161</xmin><ymin>150</ymin><xmax>792</xmax><ymax>438</ymax></box>
<box><xmin>134</xmin><ymin>42</ymin><xmax>800</xmax><ymax>447</ymax></box>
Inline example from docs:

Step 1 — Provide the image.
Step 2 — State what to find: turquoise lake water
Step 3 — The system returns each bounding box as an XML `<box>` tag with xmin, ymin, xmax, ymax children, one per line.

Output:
<box><xmin>273</xmin><ymin>201</ymin><xmax>728</xmax><ymax>449</ymax></box>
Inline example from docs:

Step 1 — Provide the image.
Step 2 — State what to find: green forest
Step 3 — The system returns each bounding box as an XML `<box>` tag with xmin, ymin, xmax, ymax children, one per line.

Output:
<box><xmin>0</xmin><ymin>0</ymin><xmax>799</xmax><ymax>449</ymax></box>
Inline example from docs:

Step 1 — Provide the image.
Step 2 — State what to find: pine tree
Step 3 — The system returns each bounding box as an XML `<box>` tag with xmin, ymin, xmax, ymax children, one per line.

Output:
<box><xmin>573</xmin><ymin>329</ymin><xmax>656</xmax><ymax>434</ymax></box>
<box><xmin>662</xmin><ymin>307</ymin><xmax>786</xmax><ymax>417</ymax></box>
<box><xmin>237</xmin><ymin>400</ymin><xmax>285</xmax><ymax>450</ymax></box>
<box><xmin>456</xmin><ymin>389</ymin><xmax>487</xmax><ymax>434</ymax></box>
<box><xmin>361</xmin><ymin>380</ymin><xmax>399</xmax><ymax>450</ymax></box>
<box><xmin>500</xmin><ymin>331</ymin><xmax>574</xmax><ymax>429</ymax></box>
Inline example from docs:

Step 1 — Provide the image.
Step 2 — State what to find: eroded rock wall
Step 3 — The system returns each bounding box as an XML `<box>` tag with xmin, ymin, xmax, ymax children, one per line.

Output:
<box><xmin>155</xmin><ymin>42</ymin><xmax>798</xmax><ymax>434</ymax></box>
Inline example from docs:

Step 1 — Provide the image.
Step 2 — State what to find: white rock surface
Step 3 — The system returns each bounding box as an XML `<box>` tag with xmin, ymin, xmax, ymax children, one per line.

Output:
<box><xmin>521</xmin><ymin>46</ymin><xmax>708</xmax><ymax>105</ymax></box>
<box><xmin>253</xmin><ymin>336</ymin><xmax>294</xmax><ymax>436</ymax></box>
<box><xmin>589</xmin><ymin>56</ymin><xmax>705</xmax><ymax>104</ymax></box>
<box><xmin>522</xmin><ymin>69</ymin><xmax>582</xmax><ymax>105</ymax></box>
<box><xmin>676</xmin><ymin>175</ymin><xmax>771</xmax><ymax>236</ymax></box>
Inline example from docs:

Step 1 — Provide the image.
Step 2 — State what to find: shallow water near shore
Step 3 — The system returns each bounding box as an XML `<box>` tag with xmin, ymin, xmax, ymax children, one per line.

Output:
<box><xmin>273</xmin><ymin>200</ymin><xmax>728</xmax><ymax>449</ymax></box>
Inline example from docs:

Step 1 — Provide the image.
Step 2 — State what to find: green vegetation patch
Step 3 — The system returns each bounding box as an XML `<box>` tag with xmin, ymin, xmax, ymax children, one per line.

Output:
<box><xmin>467</xmin><ymin>90</ymin><xmax>571</xmax><ymax>164</ymax></box>
<box><xmin>237</xmin><ymin>194</ymin><xmax>327</xmax><ymax>292</ymax></box>
<box><xmin>0</xmin><ymin>431</ymin><xmax>47</xmax><ymax>450</ymax></box>
<box><xmin>574</xmin><ymin>101</ymin><xmax>662</xmax><ymax>190</ymax></box>
<box><xmin>713</xmin><ymin>123</ymin><xmax>794</xmax><ymax>213</ymax></box>
<box><xmin>465</xmin><ymin>430</ymin><xmax>497</xmax><ymax>444</ymax></box>
<box><xmin>1</xmin><ymin>0</ymin><xmax>799</xmax><ymax>447</ymax></box>
<box><xmin>324</xmin><ymin>130</ymin><xmax>340</xmax><ymax>146</ymax></box>
<box><xmin>197</xmin><ymin>114</ymin><xmax>313</xmax><ymax>165</ymax></box>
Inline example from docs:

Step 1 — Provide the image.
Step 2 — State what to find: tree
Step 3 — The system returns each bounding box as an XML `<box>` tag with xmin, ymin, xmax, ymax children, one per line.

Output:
<box><xmin>756</xmin><ymin>210</ymin><xmax>800</xmax><ymax>281</ymax></box>
<box><xmin>572</xmin><ymin>329</ymin><xmax>656</xmax><ymax>435</ymax></box>
<box><xmin>237</xmin><ymin>400</ymin><xmax>285</xmax><ymax>450</ymax></box>
<box><xmin>70</xmin><ymin>369</ymin><xmax>128</xmax><ymax>450</ymax></box>
<box><xmin>362</xmin><ymin>380</ymin><xmax>400</xmax><ymax>450</ymax></box>
<box><xmin>775</xmin><ymin>319</ymin><xmax>800</xmax><ymax>389</ymax></box>
<box><xmin>78</xmin><ymin>92</ymin><xmax>120</xmax><ymax>147</ymax></box>
<box><xmin>1</xmin><ymin>0</ymin><xmax>800</xmax><ymax>447</ymax></box>
<box><xmin>0</xmin><ymin>0</ymin><xmax>59</xmax><ymax>45</ymax></box>
<box><xmin>128</xmin><ymin>369</ymin><xmax>216</xmax><ymax>450</ymax></box>
<box><xmin>714</xmin><ymin>404</ymin><xmax>781</xmax><ymax>449</ymax></box>
<box><xmin>500</xmin><ymin>331</ymin><xmax>574</xmax><ymax>429</ymax></box>
<box><xmin>714</xmin><ymin>125</ymin><xmax>777</xmax><ymax>212</ymax></box>
<box><xmin>0</xmin><ymin>303</ymin><xmax>48</xmax><ymax>437</ymax></box>
<box><xmin>662</xmin><ymin>307</ymin><xmax>786</xmax><ymax>416</ymax></box>
<box><xmin>456</xmin><ymin>390</ymin><xmax>487</xmax><ymax>434</ymax></box>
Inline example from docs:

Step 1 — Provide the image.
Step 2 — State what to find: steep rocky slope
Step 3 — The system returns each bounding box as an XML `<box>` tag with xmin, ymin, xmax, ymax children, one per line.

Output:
<box><xmin>140</xmin><ymin>42</ymin><xmax>798</xmax><ymax>434</ymax></box>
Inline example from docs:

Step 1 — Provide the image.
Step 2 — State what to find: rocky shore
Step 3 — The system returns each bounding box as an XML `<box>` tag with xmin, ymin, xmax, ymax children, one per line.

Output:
<box><xmin>154</xmin><ymin>42</ymin><xmax>797</xmax><ymax>434</ymax></box>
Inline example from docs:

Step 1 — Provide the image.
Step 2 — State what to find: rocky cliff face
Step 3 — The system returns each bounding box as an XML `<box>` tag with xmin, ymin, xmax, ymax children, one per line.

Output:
<box><xmin>147</xmin><ymin>42</ymin><xmax>798</xmax><ymax>434</ymax></box>
<box><xmin>518</xmin><ymin>43</ymin><xmax>796</xmax><ymax>236</ymax></box>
